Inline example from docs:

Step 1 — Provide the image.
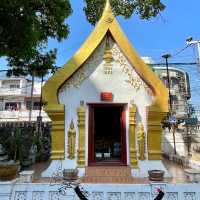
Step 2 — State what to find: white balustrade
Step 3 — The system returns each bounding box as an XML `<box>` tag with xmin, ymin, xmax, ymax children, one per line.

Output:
<box><xmin>0</xmin><ymin>182</ymin><xmax>200</xmax><ymax>200</ymax></box>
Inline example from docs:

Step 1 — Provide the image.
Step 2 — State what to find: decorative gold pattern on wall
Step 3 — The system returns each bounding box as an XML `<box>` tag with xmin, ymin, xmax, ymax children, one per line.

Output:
<box><xmin>147</xmin><ymin>105</ymin><xmax>167</xmax><ymax>160</ymax></box>
<box><xmin>112</xmin><ymin>45</ymin><xmax>147</xmax><ymax>92</ymax></box>
<box><xmin>137</xmin><ymin>123</ymin><xmax>145</xmax><ymax>160</ymax></box>
<box><xmin>129</xmin><ymin>105</ymin><xmax>138</xmax><ymax>168</ymax></box>
<box><xmin>65</xmin><ymin>71</ymin><xmax>87</xmax><ymax>89</ymax></box>
<box><xmin>77</xmin><ymin>105</ymin><xmax>86</xmax><ymax>167</ymax></box>
<box><xmin>68</xmin><ymin>120</ymin><xmax>76</xmax><ymax>159</ymax></box>
<box><xmin>59</xmin><ymin>42</ymin><xmax>104</xmax><ymax>91</ymax></box>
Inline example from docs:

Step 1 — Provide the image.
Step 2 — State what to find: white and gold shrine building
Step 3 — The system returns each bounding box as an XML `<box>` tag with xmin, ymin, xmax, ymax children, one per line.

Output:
<box><xmin>42</xmin><ymin>0</ymin><xmax>169</xmax><ymax>179</ymax></box>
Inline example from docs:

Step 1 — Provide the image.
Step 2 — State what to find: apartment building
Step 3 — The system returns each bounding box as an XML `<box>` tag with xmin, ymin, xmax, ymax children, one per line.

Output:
<box><xmin>142</xmin><ymin>57</ymin><xmax>191</xmax><ymax>119</ymax></box>
<box><xmin>0</xmin><ymin>77</ymin><xmax>50</xmax><ymax>122</ymax></box>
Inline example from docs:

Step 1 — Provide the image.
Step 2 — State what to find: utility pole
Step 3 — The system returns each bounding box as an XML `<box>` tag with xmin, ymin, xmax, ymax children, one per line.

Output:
<box><xmin>162</xmin><ymin>54</ymin><xmax>173</xmax><ymax>111</ymax></box>
<box><xmin>186</xmin><ymin>37</ymin><xmax>200</xmax><ymax>66</ymax></box>
<box><xmin>162</xmin><ymin>54</ymin><xmax>177</xmax><ymax>155</ymax></box>
<box><xmin>37</xmin><ymin>73</ymin><xmax>43</xmax><ymax>136</ymax></box>
<box><xmin>29</xmin><ymin>73</ymin><xmax>35</xmax><ymax>122</ymax></box>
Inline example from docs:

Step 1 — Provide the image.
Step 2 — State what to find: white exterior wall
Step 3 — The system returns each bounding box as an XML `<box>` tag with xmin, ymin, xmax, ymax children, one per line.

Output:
<box><xmin>58</xmin><ymin>39</ymin><xmax>154</xmax><ymax>169</ymax></box>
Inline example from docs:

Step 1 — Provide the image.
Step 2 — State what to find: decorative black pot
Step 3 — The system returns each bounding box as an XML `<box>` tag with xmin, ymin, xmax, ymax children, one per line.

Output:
<box><xmin>148</xmin><ymin>170</ymin><xmax>165</xmax><ymax>181</ymax></box>
<box><xmin>0</xmin><ymin>161</ymin><xmax>20</xmax><ymax>181</ymax></box>
<box><xmin>63</xmin><ymin>169</ymin><xmax>78</xmax><ymax>181</ymax></box>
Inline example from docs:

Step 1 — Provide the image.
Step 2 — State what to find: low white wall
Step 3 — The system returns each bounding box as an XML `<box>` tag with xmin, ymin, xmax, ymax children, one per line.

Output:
<box><xmin>162</xmin><ymin>130</ymin><xmax>200</xmax><ymax>170</ymax></box>
<box><xmin>162</xmin><ymin>130</ymin><xmax>187</xmax><ymax>157</ymax></box>
<box><xmin>0</xmin><ymin>181</ymin><xmax>200</xmax><ymax>200</ymax></box>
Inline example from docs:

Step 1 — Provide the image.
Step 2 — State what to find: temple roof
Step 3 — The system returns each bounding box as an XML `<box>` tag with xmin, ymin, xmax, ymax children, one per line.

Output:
<box><xmin>43</xmin><ymin>0</ymin><xmax>168</xmax><ymax>112</ymax></box>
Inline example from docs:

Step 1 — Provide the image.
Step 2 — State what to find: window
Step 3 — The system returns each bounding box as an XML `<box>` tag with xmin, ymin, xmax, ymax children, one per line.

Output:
<box><xmin>26</xmin><ymin>101</ymin><xmax>41</xmax><ymax>110</ymax></box>
<box><xmin>1</xmin><ymin>80</ymin><xmax>20</xmax><ymax>88</ymax></box>
<box><xmin>5</xmin><ymin>102</ymin><xmax>21</xmax><ymax>110</ymax></box>
<box><xmin>10</xmin><ymin>84</ymin><xmax>20</xmax><ymax>89</ymax></box>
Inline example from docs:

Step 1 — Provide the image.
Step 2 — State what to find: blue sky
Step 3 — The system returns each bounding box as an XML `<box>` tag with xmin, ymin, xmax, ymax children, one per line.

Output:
<box><xmin>47</xmin><ymin>0</ymin><xmax>200</xmax><ymax>65</ymax></box>
<box><xmin>1</xmin><ymin>0</ymin><xmax>200</xmax><ymax>106</ymax></box>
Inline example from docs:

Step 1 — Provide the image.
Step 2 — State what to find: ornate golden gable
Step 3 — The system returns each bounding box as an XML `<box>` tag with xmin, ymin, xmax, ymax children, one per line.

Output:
<box><xmin>43</xmin><ymin>0</ymin><xmax>168</xmax><ymax>160</ymax></box>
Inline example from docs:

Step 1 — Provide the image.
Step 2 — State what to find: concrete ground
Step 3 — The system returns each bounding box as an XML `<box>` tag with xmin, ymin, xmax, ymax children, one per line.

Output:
<box><xmin>29</xmin><ymin>157</ymin><xmax>192</xmax><ymax>184</ymax></box>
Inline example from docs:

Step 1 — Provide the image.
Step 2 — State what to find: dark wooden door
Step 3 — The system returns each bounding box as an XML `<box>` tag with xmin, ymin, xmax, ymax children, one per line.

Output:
<box><xmin>88</xmin><ymin>103</ymin><xmax>127</xmax><ymax>166</ymax></box>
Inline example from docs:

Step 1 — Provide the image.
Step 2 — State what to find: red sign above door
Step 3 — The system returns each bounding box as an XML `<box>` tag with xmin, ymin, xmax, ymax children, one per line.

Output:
<box><xmin>100</xmin><ymin>92</ymin><xmax>113</xmax><ymax>101</ymax></box>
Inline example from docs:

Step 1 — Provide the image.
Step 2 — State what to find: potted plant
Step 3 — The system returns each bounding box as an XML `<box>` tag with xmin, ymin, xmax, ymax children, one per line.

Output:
<box><xmin>0</xmin><ymin>127</ymin><xmax>21</xmax><ymax>181</ymax></box>
<box><xmin>0</xmin><ymin>123</ymin><xmax>51</xmax><ymax>181</ymax></box>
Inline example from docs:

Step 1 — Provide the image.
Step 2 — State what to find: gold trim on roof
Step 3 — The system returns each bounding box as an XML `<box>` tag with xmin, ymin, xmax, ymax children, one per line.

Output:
<box><xmin>43</xmin><ymin>1</ymin><xmax>168</xmax><ymax>112</ymax></box>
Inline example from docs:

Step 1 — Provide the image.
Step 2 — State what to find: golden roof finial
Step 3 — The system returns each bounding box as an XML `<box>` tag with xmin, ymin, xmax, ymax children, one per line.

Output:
<box><xmin>103</xmin><ymin>0</ymin><xmax>114</xmax><ymax>23</ymax></box>
<box><xmin>105</xmin><ymin>0</ymin><xmax>111</xmax><ymax>11</ymax></box>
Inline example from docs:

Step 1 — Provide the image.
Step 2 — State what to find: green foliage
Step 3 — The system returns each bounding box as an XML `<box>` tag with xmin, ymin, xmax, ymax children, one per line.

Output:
<box><xmin>3</xmin><ymin>128</ymin><xmax>22</xmax><ymax>162</ymax></box>
<box><xmin>0</xmin><ymin>124</ymin><xmax>51</xmax><ymax>167</ymax></box>
<box><xmin>7</xmin><ymin>49</ymin><xmax>57</xmax><ymax>77</ymax></box>
<box><xmin>84</xmin><ymin>0</ymin><xmax>165</xmax><ymax>25</ymax></box>
<box><xmin>0</xmin><ymin>0</ymin><xmax>165</xmax><ymax>75</ymax></box>
<box><xmin>0</xmin><ymin>0</ymin><xmax>72</xmax><ymax>76</ymax></box>
<box><xmin>0</xmin><ymin>0</ymin><xmax>72</xmax><ymax>58</ymax></box>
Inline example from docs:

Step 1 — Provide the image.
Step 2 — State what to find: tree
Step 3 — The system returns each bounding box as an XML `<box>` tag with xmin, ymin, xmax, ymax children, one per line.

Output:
<box><xmin>0</xmin><ymin>0</ymin><xmax>165</xmax><ymax>122</ymax></box>
<box><xmin>6</xmin><ymin>50</ymin><xmax>57</xmax><ymax>77</ymax></box>
<box><xmin>6</xmin><ymin>49</ymin><xmax>58</xmax><ymax>121</ymax></box>
<box><xmin>0</xmin><ymin>0</ymin><xmax>72</xmax><ymax>60</ymax></box>
<box><xmin>84</xmin><ymin>0</ymin><xmax>165</xmax><ymax>25</ymax></box>
<box><xmin>0</xmin><ymin>0</ymin><xmax>165</xmax><ymax>66</ymax></box>
<box><xmin>0</xmin><ymin>0</ymin><xmax>72</xmax><ymax>121</ymax></box>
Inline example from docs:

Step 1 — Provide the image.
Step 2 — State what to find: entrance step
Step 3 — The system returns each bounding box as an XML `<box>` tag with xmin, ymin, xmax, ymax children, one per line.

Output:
<box><xmin>82</xmin><ymin>166</ymin><xmax>134</xmax><ymax>183</ymax></box>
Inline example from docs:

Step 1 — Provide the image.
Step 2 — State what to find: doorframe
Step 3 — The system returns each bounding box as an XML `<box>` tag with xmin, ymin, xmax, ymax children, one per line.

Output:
<box><xmin>88</xmin><ymin>103</ymin><xmax>127</xmax><ymax>166</ymax></box>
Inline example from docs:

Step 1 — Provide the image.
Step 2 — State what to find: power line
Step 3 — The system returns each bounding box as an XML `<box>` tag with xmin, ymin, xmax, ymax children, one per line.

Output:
<box><xmin>155</xmin><ymin>44</ymin><xmax>195</xmax><ymax>63</ymax></box>
<box><xmin>150</xmin><ymin>62</ymin><xmax>197</xmax><ymax>66</ymax></box>
<box><xmin>171</xmin><ymin>44</ymin><xmax>194</xmax><ymax>58</ymax></box>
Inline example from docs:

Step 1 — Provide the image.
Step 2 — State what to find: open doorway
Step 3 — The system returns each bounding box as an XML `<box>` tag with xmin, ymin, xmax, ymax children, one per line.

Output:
<box><xmin>88</xmin><ymin>104</ymin><xmax>127</xmax><ymax>166</ymax></box>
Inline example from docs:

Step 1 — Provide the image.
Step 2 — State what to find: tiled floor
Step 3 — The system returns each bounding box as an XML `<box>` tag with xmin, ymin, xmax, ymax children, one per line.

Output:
<box><xmin>30</xmin><ymin>158</ymin><xmax>191</xmax><ymax>184</ymax></box>
<box><xmin>162</xmin><ymin>159</ymin><xmax>190</xmax><ymax>183</ymax></box>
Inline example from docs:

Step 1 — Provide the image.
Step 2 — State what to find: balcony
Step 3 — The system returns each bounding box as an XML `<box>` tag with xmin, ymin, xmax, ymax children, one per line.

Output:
<box><xmin>0</xmin><ymin>88</ymin><xmax>25</xmax><ymax>96</ymax></box>
<box><xmin>171</xmin><ymin>104</ymin><xmax>187</xmax><ymax>118</ymax></box>
<box><xmin>0</xmin><ymin>110</ymin><xmax>50</xmax><ymax>122</ymax></box>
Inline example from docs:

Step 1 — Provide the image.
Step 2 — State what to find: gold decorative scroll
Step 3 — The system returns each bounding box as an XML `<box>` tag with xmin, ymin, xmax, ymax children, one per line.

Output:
<box><xmin>147</xmin><ymin>105</ymin><xmax>167</xmax><ymax>160</ymax></box>
<box><xmin>137</xmin><ymin>123</ymin><xmax>145</xmax><ymax>160</ymax></box>
<box><xmin>111</xmin><ymin>46</ymin><xmax>145</xmax><ymax>92</ymax></box>
<box><xmin>129</xmin><ymin>105</ymin><xmax>138</xmax><ymax>168</ymax></box>
<box><xmin>68</xmin><ymin>120</ymin><xmax>76</xmax><ymax>159</ymax></box>
<box><xmin>77</xmin><ymin>105</ymin><xmax>86</xmax><ymax>167</ymax></box>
